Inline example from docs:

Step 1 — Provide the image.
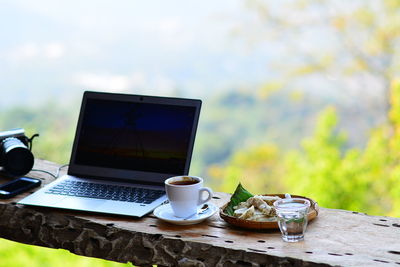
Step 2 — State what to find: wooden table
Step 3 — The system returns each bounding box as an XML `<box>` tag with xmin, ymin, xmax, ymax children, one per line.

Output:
<box><xmin>1</xmin><ymin>159</ymin><xmax>400</xmax><ymax>267</ymax></box>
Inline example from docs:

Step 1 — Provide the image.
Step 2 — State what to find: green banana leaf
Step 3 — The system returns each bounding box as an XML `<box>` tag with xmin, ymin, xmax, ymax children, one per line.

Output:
<box><xmin>224</xmin><ymin>183</ymin><xmax>253</xmax><ymax>216</ymax></box>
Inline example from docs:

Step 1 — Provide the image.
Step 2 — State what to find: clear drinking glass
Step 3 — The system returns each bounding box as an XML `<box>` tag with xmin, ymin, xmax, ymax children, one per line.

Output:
<box><xmin>273</xmin><ymin>198</ymin><xmax>310</xmax><ymax>242</ymax></box>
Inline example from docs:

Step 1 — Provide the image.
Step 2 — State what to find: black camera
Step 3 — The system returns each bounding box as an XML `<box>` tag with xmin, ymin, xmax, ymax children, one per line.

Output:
<box><xmin>0</xmin><ymin>128</ymin><xmax>37</xmax><ymax>176</ymax></box>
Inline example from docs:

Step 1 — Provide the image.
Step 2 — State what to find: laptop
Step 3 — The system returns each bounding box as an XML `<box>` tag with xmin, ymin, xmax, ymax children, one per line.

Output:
<box><xmin>19</xmin><ymin>91</ymin><xmax>202</xmax><ymax>217</ymax></box>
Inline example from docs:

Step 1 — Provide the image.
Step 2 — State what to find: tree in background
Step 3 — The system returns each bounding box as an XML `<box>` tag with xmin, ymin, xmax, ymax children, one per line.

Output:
<box><xmin>285</xmin><ymin>80</ymin><xmax>400</xmax><ymax>216</ymax></box>
<box><xmin>239</xmin><ymin>0</ymin><xmax>400</xmax><ymax>125</ymax></box>
<box><xmin>209</xmin><ymin>0</ymin><xmax>400</xmax><ymax>216</ymax></box>
<box><xmin>209</xmin><ymin>80</ymin><xmax>400</xmax><ymax>216</ymax></box>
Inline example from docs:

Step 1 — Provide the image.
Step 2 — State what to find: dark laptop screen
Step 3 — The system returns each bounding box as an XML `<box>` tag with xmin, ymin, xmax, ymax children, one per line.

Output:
<box><xmin>71</xmin><ymin>95</ymin><xmax>199</xmax><ymax>178</ymax></box>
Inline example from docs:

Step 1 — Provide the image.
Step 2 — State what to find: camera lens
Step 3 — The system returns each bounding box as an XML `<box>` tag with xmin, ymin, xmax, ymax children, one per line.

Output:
<box><xmin>1</xmin><ymin>137</ymin><xmax>34</xmax><ymax>176</ymax></box>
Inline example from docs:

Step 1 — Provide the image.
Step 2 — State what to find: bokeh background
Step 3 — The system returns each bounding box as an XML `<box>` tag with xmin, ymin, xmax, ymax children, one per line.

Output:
<box><xmin>1</xmin><ymin>0</ymin><xmax>400</xmax><ymax>266</ymax></box>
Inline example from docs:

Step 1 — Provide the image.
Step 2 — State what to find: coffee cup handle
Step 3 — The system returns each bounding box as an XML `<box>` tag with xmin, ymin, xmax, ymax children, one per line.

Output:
<box><xmin>198</xmin><ymin>187</ymin><xmax>213</xmax><ymax>205</ymax></box>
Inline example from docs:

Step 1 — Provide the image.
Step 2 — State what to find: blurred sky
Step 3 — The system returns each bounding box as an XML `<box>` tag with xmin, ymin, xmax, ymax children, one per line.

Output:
<box><xmin>0</xmin><ymin>0</ymin><xmax>276</xmax><ymax>108</ymax></box>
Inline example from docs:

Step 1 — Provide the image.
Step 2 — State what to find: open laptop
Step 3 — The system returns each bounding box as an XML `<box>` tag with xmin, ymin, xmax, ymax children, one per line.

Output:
<box><xmin>19</xmin><ymin>91</ymin><xmax>201</xmax><ymax>217</ymax></box>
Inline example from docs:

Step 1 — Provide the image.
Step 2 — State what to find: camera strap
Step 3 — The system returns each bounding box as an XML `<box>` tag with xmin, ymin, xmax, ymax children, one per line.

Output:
<box><xmin>27</xmin><ymin>134</ymin><xmax>39</xmax><ymax>150</ymax></box>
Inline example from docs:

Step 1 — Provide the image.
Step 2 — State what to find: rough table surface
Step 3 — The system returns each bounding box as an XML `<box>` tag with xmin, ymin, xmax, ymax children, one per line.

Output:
<box><xmin>1</xmin><ymin>159</ymin><xmax>400</xmax><ymax>267</ymax></box>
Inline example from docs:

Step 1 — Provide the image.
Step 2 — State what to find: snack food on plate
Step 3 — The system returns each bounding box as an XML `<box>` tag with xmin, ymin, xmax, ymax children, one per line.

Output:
<box><xmin>233</xmin><ymin>195</ymin><xmax>281</xmax><ymax>221</ymax></box>
<box><xmin>224</xmin><ymin>183</ymin><xmax>283</xmax><ymax>222</ymax></box>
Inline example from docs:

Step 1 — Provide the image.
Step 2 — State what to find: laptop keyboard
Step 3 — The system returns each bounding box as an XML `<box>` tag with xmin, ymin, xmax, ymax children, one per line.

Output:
<box><xmin>45</xmin><ymin>180</ymin><xmax>165</xmax><ymax>204</ymax></box>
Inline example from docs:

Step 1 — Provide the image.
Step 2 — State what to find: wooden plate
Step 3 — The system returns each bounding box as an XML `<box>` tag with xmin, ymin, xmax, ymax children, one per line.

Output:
<box><xmin>219</xmin><ymin>194</ymin><xmax>319</xmax><ymax>230</ymax></box>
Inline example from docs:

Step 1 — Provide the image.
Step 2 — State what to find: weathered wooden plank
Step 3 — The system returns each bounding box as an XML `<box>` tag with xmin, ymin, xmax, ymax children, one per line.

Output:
<box><xmin>1</xmin><ymin>159</ymin><xmax>400</xmax><ymax>266</ymax></box>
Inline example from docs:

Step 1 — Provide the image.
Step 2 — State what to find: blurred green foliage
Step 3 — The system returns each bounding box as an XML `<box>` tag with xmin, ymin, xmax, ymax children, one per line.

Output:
<box><xmin>0</xmin><ymin>238</ymin><xmax>133</xmax><ymax>267</ymax></box>
<box><xmin>209</xmin><ymin>80</ymin><xmax>400</xmax><ymax>217</ymax></box>
<box><xmin>208</xmin><ymin>0</ymin><xmax>400</xmax><ymax>217</ymax></box>
<box><xmin>0</xmin><ymin>102</ymin><xmax>79</xmax><ymax>164</ymax></box>
<box><xmin>191</xmin><ymin>87</ymin><xmax>330</xmax><ymax>179</ymax></box>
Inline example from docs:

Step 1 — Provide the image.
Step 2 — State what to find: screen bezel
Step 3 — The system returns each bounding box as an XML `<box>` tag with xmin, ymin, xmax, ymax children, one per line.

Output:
<box><xmin>68</xmin><ymin>91</ymin><xmax>202</xmax><ymax>186</ymax></box>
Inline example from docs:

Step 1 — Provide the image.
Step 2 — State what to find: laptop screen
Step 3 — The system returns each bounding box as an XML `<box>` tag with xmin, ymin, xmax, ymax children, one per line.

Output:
<box><xmin>68</xmin><ymin>91</ymin><xmax>201</xmax><ymax>185</ymax></box>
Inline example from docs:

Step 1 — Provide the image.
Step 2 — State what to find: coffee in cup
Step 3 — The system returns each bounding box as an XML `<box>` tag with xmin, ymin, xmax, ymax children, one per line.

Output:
<box><xmin>165</xmin><ymin>176</ymin><xmax>212</xmax><ymax>218</ymax></box>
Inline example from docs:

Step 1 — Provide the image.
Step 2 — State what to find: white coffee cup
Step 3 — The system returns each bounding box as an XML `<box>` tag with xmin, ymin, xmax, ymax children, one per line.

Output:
<box><xmin>165</xmin><ymin>175</ymin><xmax>213</xmax><ymax>218</ymax></box>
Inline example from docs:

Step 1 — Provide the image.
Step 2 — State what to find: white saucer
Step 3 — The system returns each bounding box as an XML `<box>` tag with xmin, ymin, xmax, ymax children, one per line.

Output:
<box><xmin>153</xmin><ymin>203</ymin><xmax>218</xmax><ymax>225</ymax></box>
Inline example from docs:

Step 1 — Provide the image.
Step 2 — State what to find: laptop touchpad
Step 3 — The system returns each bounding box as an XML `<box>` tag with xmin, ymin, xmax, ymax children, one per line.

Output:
<box><xmin>59</xmin><ymin>197</ymin><xmax>105</xmax><ymax>210</ymax></box>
